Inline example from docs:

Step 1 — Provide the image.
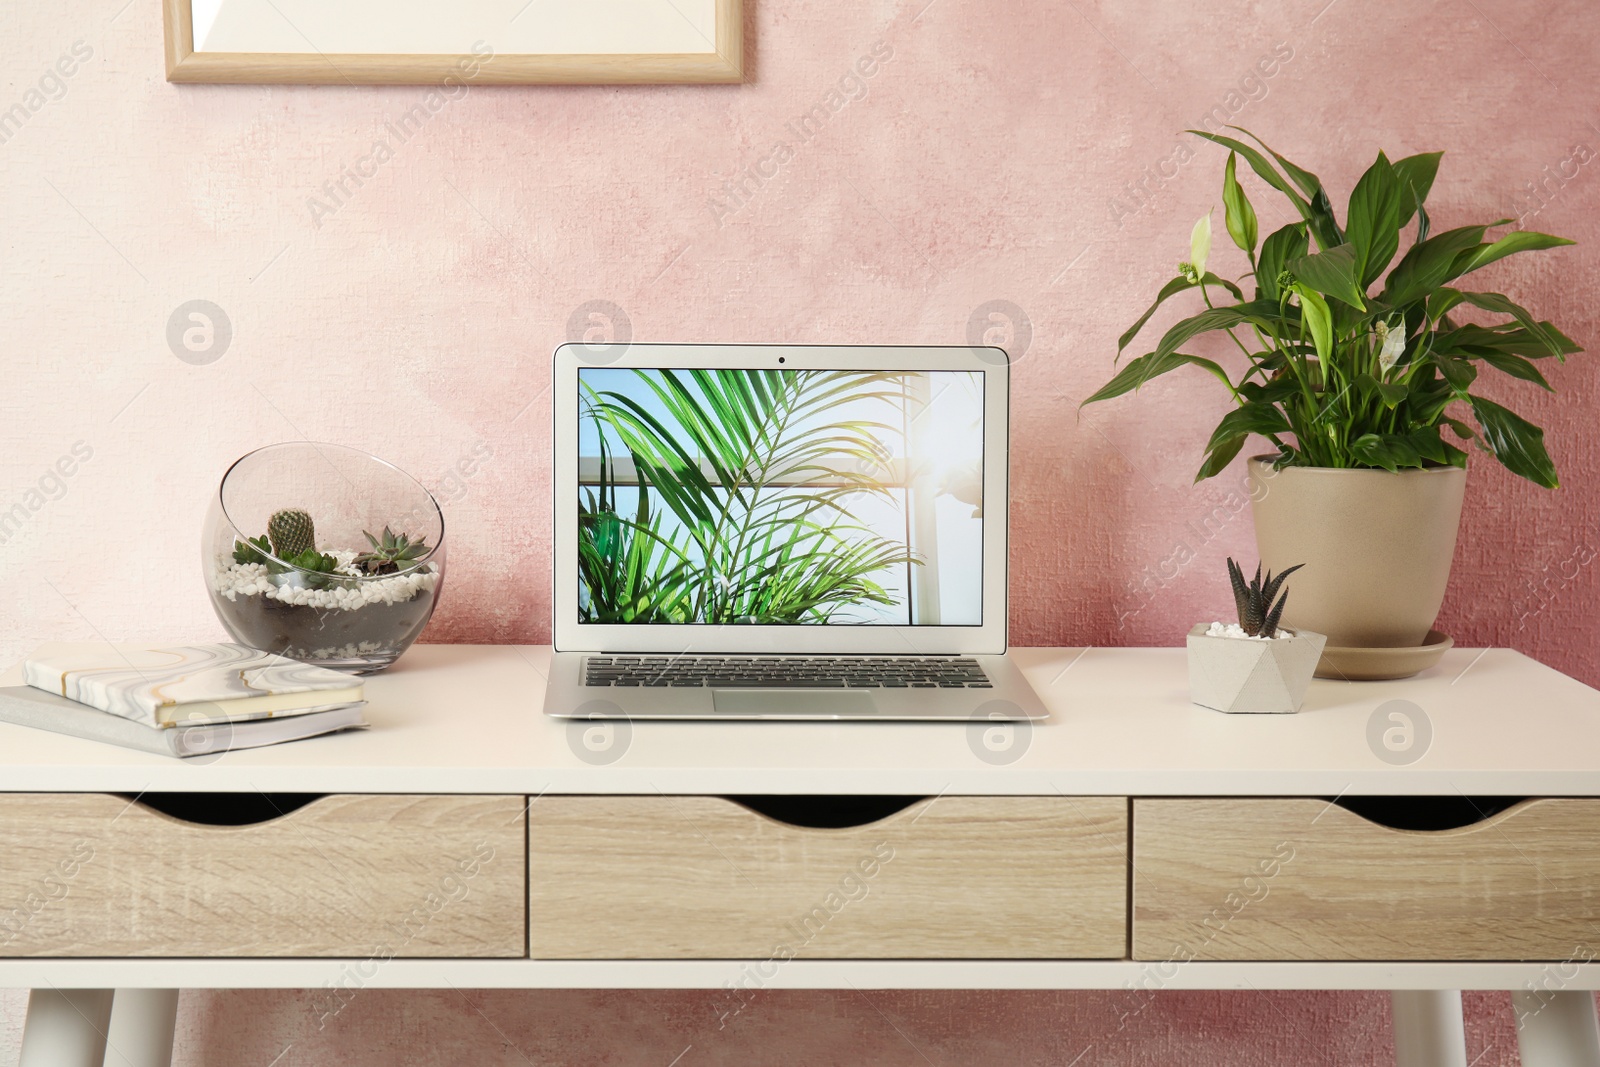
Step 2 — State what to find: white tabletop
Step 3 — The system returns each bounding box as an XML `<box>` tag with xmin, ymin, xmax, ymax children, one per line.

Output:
<box><xmin>0</xmin><ymin>644</ymin><xmax>1595</xmax><ymax>796</ymax></box>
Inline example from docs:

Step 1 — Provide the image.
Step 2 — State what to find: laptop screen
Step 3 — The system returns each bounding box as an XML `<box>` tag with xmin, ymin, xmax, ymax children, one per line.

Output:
<box><xmin>577</xmin><ymin>367</ymin><xmax>984</xmax><ymax>627</ymax></box>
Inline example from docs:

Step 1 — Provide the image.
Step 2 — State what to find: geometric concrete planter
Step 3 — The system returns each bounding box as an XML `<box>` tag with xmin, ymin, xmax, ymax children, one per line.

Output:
<box><xmin>1186</xmin><ymin>623</ymin><xmax>1328</xmax><ymax>714</ymax></box>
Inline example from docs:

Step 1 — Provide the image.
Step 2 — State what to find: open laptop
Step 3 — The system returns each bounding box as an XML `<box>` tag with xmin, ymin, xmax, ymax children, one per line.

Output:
<box><xmin>542</xmin><ymin>343</ymin><xmax>1047</xmax><ymax>721</ymax></box>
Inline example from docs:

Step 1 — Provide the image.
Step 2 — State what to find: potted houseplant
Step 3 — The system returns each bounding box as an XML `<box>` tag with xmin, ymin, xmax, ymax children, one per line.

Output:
<box><xmin>1086</xmin><ymin>128</ymin><xmax>1581</xmax><ymax>678</ymax></box>
<box><xmin>1188</xmin><ymin>558</ymin><xmax>1325</xmax><ymax>713</ymax></box>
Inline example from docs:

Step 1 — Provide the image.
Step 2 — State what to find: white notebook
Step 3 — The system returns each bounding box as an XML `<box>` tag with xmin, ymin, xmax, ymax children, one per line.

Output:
<box><xmin>0</xmin><ymin>685</ymin><xmax>367</xmax><ymax>758</ymax></box>
<box><xmin>24</xmin><ymin>643</ymin><xmax>364</xmax><ymax>727</ymax></box>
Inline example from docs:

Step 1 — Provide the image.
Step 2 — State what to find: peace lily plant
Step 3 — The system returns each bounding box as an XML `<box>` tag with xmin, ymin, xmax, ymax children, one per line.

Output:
<box><xmin>1089</xmin><ymin>128</ymin><xmax>1584</xmax><ymax>678</ymax></box>
<box><xmin>1084</xmin><ymin>127</ymin><xmax>1582</xmax><ymax>488</ymax></box>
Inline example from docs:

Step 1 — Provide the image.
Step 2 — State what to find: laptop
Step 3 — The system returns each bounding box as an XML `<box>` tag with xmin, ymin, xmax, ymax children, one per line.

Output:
<box><xmin>543</xmin><ymin>343</ymin><xmax>1047</xmax><ymax>722</ymax></box>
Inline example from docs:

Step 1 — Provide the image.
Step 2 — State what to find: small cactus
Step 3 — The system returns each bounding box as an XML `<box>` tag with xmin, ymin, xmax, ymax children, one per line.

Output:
<box><xmin>267</xmin><ymin>508</ymin><xmax>316</xmax><ymax>559</ymax></box>
<box><xmin>1226</xmin><ymin>557</ymin><xmax>1303</xmax><ymax>637</ymax></box>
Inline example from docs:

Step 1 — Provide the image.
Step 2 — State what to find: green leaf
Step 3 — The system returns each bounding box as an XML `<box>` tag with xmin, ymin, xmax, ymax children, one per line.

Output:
<box><xmin>1082</xmin><ymin>350</ymin><xmax>1233</xmax><ymax>405</ymax></box>
<box><xmin>1117</xmin><ymin>272</ymin><xmax>1243</xmax><ymax>354</ymax></box>
<box><xmin>1204</xmin><ymin>401</ymin><xmax>1293</xmax><ymax>454</ymax></box>
<box><xmin>1345</xmin><ymin>151</ymin><xmax>1403</xmax><ymax>287</ymax></box>
<box><xmin>1405</xmin><ymin>373</ymin><xmax>1455</xmax><ymax>425</ymax></box>
<box><xmin>1390</xmin><ymin>151</ymin><xmax>1442</xmax><ymax>227</ymax></box>
<box><xmin>1432</xmin><ymin>322</ymin><xmax>1582</xmax><ymax>359</ymax></box>
<box><xmin>1195</xmin><ymin>432</ymin><xmax>1247</xmax><ymax>482</ymax></box>
<box><xmin>1237</xmin><ymin>374</ymin><xmax>1301</xmax><ymax>405</ymax></box>
<box><xmin>1189</xmin><ymin>128</ymin><xmax>1338</xmax><ymax>249</ymax></box>
<box><xmin>1350</xmin><ymin>432</ymin><xmax>1423</xmax><ymax>472</ymax></box>
<box><xmin>1356</xmin><ymin>373</ymin><xmax>1408</xmax><ymax>409</ymax></box>
<box><xmin>1435</xmin><ymin>355</ymin><xmax>1478</xmax><ymax>391</ymax></box>
<box><xmin>1471</xmin><ymin>350</ymin><xmax>1554</xmax><ymax>390</ymax></box>
<box><xmin>1222</xmin><ymin>152</ymin><xmax>1259</xmax><ymax>253</ymax></box>
<box><xmin>1232</xmin><ymin>127</ymin><xmax>1344</xmax><ymax>250</ymax></box>
<box><xmin>1426</xmin><ymin>286</ymin><xmax>1464</xmax><ymax>324</ymax></box>
<box><xmin>1382</xmin><ymin>225</ymin><xmax>1491</xmax><ymax>308</ymax></box>
<box><xmin>1469</xmin><ymin>394</ymin><xmax>1558</xmax><ymax>488</ymax></box>
<box><xmin>1255</xmin><ymin>223</ymin><xmax>1309</xmax><ymax>303</ymax></box>
<box><xmin>1152</xmin><ymin>304</ymin><xmax>1271</xmax><ymax>360</ymax></box>
<box><xmin>1286</xmin><ymin>244</ymin><xmax>1366</xmax><ymax>309</ymax></box>
<box><xmin>1448</xmin><ymin>289</ymin><xmax>1572</xmax><ymax>358</ymax></box>
<box><xmin>1293</xmin><ymin>285</ymin><xmax>1333</xmax><ymax>361</ymax></box>
<box><xmin>1450</xmin><ymin>230</ymin><xmax>1574</xmax><ymax>278</ymax></box>
<box><xmin>1408</xmin><ymin>425</ymin><xmax>1448</xmax><ymax>464</ymax></box>
<box><xmin>1187</xmin><ymin>129</ymin><xmax>1311</xmax><ymax>215</ymax></box>
<box><xmin>1259</xmin><ymin>141</ymin><xmax>1323</xmax><ymax>201</ymax></box>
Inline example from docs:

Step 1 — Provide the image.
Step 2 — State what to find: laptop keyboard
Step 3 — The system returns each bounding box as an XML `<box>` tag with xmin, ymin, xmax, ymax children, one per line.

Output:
<box><xmin>583</xmin><ymin>656</ymin><xmax>992</xmax><ymax>689</ymax></box>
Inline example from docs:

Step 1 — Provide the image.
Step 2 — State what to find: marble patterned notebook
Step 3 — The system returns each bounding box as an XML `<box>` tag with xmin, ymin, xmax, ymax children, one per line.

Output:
<box><xmin>23</xmin><ymin>643</ymin><xmax>365</xmax><ymax>727</ymax></box>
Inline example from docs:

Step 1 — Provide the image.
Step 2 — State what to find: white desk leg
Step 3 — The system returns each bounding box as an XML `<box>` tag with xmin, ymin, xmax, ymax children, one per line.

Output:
<box><xmin>104</xmin><ymin>989</ymin><xmax>181</xmax><ymax>1067</ymax></box>
<box><xmin>1391</xmin><ymin>990</ymin><xmax>1468</xmax><ymax>1067</ymax></box>
<box><xmin>17</xmin><ymin>988</ymin><xmax>115</xmax><ymax>1067</ymax></box>
<box><xmin>1513</xmin><ymin>991</ymin><xmax>1600</xmax><ymax>1067</ymax></box>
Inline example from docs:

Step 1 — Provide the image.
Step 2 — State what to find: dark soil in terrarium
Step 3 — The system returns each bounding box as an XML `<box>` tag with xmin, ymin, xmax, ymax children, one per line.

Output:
<box><xmin>215</xmin><ymin>586</ymin><xmax>437</xmax><ymax>661</ymax></box>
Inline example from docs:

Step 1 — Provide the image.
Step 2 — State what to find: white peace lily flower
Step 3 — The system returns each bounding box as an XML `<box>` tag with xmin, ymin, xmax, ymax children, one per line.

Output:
<box><xmin>1376</xmin><ymin>320</ymin><xmax>1406</xmax><ymax>374</ymax></box>
<box><xmin>1190</xmin><ymin>211</ymin><xmax>1213</xmax><ymax>277</ymax></box>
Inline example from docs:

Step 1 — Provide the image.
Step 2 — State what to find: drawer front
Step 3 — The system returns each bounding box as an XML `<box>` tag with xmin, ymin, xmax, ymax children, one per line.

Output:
<box><xmin>1133</xmin><ymin>798</ymin><xmax>1600</xmax><ymax>961</ymax></box>
<box><xmin>0</xmin><ymin>793</ymin><xmax>526</xmax><ymax>957</ymax></box>
<box><xmin>530</xmin><ymin>795</ymin><xmax>1127</xmax><ymax>959</ymax></box>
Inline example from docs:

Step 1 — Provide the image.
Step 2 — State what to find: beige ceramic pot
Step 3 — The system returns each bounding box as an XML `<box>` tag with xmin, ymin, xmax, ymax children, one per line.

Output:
<box><xmin>1246</xmin><ymin>456</ymin><xmax>1467</xmax><ymax>650</ymax></box>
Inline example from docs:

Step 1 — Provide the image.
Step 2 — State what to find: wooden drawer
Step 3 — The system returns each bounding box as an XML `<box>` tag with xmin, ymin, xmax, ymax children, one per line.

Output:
<box><xmin>0</xmin><ymin>793</ymin><xmax>526</xmax><ymax>957</ymax></box>
<box><xmin>529</xmin><ymin>795</ymin><xmax>1127</xmax><ymax>959</ymax></box>
<box><xmin>1133</xmin><ymin>797</ymin><xmax>1600</xmax><ymax>961</ymax></box>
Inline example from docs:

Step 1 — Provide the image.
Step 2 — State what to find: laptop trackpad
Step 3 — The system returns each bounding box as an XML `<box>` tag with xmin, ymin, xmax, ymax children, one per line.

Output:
<box><xmin>711</xmin><ymin>689</ymin><xmax>877</xmax><ymax>719</ymax></box>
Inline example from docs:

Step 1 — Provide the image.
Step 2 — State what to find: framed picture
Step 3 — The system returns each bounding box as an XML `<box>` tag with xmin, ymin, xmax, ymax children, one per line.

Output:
<box><xmin>162</xmin><ymin>0</ymin><xmax>743</xmax><ymax>85</ymax></box>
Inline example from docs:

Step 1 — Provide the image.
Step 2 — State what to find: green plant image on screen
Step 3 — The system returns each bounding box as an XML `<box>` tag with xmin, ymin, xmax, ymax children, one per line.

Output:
<box><xmin>577</xmin><ymin>368</ymin><xmax>984</xmax><ymax>626</ymax></box>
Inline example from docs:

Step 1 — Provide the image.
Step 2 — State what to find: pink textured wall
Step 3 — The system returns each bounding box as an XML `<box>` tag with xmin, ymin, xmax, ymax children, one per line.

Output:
<box><xmin>4</xmin><ymin>0</ymin><xmax>1598</xmax><ymax>1062</ymax></box>
<box><xmin>0</xmin><ymin>988</ymin><xmax>1541</xmax><ymax>1066</ymax></box>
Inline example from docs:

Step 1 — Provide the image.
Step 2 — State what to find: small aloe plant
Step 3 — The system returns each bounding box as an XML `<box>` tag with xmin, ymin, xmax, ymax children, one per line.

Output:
<box><xmin>1227</xmin><ymin>557</ymin><xmax>1304</xmax><ymax>637</ymax></box>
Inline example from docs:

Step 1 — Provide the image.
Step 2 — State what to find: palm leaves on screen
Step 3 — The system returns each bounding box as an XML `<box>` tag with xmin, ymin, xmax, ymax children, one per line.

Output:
<box><xmin>577</xmin><ymin>426</ymin><xmax>697</xmax><ymax>623</ymax></box>
<box><xmin>578</xmin><ymin>369</ymin><xmax>918</xmax><ymax>624</ymax></box>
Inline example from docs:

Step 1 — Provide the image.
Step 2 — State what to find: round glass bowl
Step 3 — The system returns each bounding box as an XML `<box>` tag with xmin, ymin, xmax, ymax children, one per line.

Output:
<box><xmin>203</xmin><ymin>443</ymin><xmax>446</xmax><ymax>673</ymax></box>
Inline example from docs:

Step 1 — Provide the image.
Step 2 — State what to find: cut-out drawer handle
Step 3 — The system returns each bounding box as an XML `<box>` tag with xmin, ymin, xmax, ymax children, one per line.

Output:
<box><xmin>727</xmin><ymin>795</ymin><xmax>926</xmax><ymax>829</ymax></box>
<box><xmin>1331</xmin><ymin>795</ymin><xmax>1530</xmax><ymax>832</ymax></box>
<box><xmin>115</xmin><ymin>792</ymin><xmax>326</xmax><ymax>827</ymax></box>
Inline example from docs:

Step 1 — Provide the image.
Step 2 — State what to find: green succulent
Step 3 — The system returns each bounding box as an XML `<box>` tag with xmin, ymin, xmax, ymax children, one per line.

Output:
<box><xmin>281</xmin><ymin>547</ymin><xmax>343</xmax><ymax>589</ymax></box>
<box><xmin>355</xmin><ymin>526</ymin><xmax>431</xmax><ymax>575</ymax></box>
<box><xmin>1227</xmin><ymin>557</ymin><xmax>1303</xmax><ymax>637</ymax></box>
<box><xmin>232</xmin><ymin>534</ymin><xmax>270</xmax><ymax>565</ymax></box>
<box><xmin>268</xmin><ymin>508</ymin><xmax>317</xmax><ymax>559</ymax></box>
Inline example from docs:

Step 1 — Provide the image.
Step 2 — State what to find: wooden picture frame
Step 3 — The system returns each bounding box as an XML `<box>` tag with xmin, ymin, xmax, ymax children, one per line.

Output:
<box><xmin>163</xmin><ymin>0</ymin><xmax>743</xmax><ymax>85</ymax></box>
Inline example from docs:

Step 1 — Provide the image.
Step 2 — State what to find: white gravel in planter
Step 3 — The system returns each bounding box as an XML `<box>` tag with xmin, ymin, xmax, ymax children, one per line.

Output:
<box><xmin>213</xmin><ymin>550</ymin><xmax>440</xmax><ymax>611</ymax></box>
<box><xmin>1203</xmin><ymin>621</ymin><xmax>1288</xmax><ymax>640</ymax></box>
<box><xmin>308</xmin><ymin>640</ymin><xmax>389</xmax><ymax>659</ymax></box>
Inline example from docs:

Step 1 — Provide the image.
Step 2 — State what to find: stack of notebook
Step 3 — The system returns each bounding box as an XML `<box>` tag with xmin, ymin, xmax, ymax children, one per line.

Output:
<box><xmin>0</xmin><ymin>643</ymin><xmax>368</xmax><ymax>758</ymax></box>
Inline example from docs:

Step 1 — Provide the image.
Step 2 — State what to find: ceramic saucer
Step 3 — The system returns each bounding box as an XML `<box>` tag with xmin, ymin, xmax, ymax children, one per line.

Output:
<box><xmin>1313</xmin><ymin>630</ymin><xmax>1453</xmax><ymax>681</ymax></box>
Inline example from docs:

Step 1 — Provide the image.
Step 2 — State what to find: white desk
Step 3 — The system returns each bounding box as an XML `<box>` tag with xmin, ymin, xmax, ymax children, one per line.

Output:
<box><xmin>3</xmin><ymin>644</ymin><xmax>1599</xmax><ymax>1067</ymax></box>
<box><xmin>4</xmin><ymin>644</ymin><xmax>1598</xmax><ymax>796</ymax></box>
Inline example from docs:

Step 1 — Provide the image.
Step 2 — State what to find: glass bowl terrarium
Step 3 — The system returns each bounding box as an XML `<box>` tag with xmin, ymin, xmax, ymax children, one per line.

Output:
<box><xmin>204</xmin><ymin>443</ymin><xmax>446</xmax><ymax>673</ymax></box>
